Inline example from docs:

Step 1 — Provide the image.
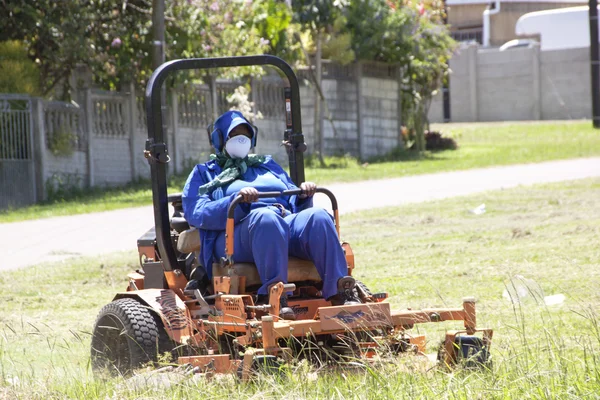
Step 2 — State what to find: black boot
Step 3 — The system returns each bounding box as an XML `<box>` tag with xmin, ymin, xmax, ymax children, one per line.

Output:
<box><xmin>256</xmin><ymin>294</ymin><xmax>296</xmax><ymax>321</ymax></box>
<box><xmin>278</xmin><ymin>296</ymin><xmax>296</xmax><ymax>321</ymax></box>
<box><xmin>327</xmin><ymin>276</ymin><xmax>361</xmax><ymax>306</ymax></box>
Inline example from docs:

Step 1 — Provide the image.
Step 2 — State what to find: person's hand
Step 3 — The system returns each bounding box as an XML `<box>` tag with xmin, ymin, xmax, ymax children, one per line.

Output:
<box><xmin>239</xmin><ymin>187</ymin><xmax>259</xmax><ymax>203</ymax></box>
<box><xmin>299</xmin><ymin>181</ymin><xmax>317</xmax><ymax>199</ymax></box>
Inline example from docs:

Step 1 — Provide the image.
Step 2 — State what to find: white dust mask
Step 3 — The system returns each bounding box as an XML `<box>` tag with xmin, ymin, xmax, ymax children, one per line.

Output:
<box><xmin>225</xmin><ymin>135</ymin><xmax>251</xmax><ymax>159</ymax></box>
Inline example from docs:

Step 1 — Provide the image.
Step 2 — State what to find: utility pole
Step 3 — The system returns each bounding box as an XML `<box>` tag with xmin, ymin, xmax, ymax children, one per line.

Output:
<box><xmin>152</xmin><ymin>0</ymin><xmax>170</xmax><ymax>174</ymax></box>
<box><xmin>590</xmin><ymin>0</ymin><xmax>600</xmax><ymax>128</ymax></box>
<box><xmin>152</xmin><ymin>0</ymin><xmax>165</xmax><ymax>70</ymax></box>
<box><xmin>442</xmin><ymin>0</ymin><xmax>451</xmax><ymax>123</ymax></box>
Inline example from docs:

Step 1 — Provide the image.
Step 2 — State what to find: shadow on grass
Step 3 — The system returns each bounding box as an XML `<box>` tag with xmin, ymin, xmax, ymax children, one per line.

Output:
<box><xmin>0</xmin><ymin>147</ymin><xmax>455</xmax><ymax>218</ymax></box>
<box><xmin>369</xmin><ymin>148</ymin><xmax>451</xmax><ymax>163</ymax></box>
<box><xmin>305</xmin><ymin>147</ymin><xmax>453</xmax><ymax>170</ymax></box>
<box><xmin>0</xmin><ymin>172</ymin><xmax>192</xmax><ymax>216</ymax></box>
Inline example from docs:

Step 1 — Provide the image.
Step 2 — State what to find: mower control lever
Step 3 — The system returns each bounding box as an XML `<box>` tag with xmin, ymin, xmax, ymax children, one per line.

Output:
<box><xmin>225</xmin><ymin>187</ymin><xmax>340</xmax><ymax>260</ymax></box>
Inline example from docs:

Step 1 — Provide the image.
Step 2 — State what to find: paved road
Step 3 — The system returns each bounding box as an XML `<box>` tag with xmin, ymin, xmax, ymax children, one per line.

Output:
<box><xmin>1</xmin><ymin>157</ymin><xmax>599</xmax><ymax>271</ymax></box>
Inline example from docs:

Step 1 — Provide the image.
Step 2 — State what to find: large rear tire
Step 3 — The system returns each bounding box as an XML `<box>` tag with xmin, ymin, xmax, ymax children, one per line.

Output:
<box><xmin>91</xmin><ymin>298</ymin><xmax>171</xmax><ymax>375</ymax></box>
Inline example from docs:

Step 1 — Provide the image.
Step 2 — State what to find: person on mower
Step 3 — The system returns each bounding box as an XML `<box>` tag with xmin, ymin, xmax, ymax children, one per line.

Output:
<box><xmin>182</xmin><ymin>110</ymin><xmax>360</xmax><ymax>320</ymax></box>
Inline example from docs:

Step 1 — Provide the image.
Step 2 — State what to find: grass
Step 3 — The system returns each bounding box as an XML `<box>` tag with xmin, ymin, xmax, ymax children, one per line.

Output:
<box><xmin>1</xmin><ymin>177</ymin><xmax>600</xmax><ymax>398</ymax></box>
<box><xmin>1</xmin><ymin>120</ymin><xmax>599</xmax><ymax>223</ymax></box>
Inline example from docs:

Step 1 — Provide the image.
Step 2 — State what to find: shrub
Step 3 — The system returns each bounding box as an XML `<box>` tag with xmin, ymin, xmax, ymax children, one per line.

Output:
<box><xmin>424</xmin><ymin>130</ymin><xmax>457</xmax><ymax>151</ymax></box>
<box><xmin>47</xmin><ymin>127</ymin><xmax>78</xmax><ymax>157</ymax></box>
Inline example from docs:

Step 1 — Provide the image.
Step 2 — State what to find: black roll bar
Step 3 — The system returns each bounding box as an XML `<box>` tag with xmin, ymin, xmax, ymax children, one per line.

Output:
<box><xmin>145</xmin><ymin>55</ymin><xmax>305</xmax><ymax>271</ymax></box>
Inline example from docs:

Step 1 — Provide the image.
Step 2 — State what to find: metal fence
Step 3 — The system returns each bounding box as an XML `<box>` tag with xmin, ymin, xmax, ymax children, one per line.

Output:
<box><xmin>0</xmin><ymin>95</ymin><xmax>36</xmax><ymax>209</ymax></box>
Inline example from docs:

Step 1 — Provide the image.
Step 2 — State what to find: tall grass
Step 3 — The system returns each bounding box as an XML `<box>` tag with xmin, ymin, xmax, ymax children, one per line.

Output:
<box><xmin>1</xmin><ymin>178</ymin><xmax>599</xmax><ymax>398</ymax></box>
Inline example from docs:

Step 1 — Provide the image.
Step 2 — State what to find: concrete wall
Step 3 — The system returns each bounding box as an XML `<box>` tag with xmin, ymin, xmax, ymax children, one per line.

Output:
<box><xmin>44</xmin><ymin>151</ymin><xmax>87</xmax><ymax>188</ymax></box>
<box><xmin>19</xmin><ymin>46</ymin><xmax>591</xmax><ymax>203</ymax></box>
<box><xmin>477</xmin><ymin>47</ymin><xmax>537</xmax><ymax>121</ymax></box>
<box><xmin>297</xmin><ymin>62</ymin><xmax>401</xmax><ymax>161</ymax></box>
<box><xmin>360</xmin><ymin>77</ymin><xmax>400</xmax><ymax>159</ymax></box>
<box><xmin>91</xmin><ymin>137</ymin><xmax>132</xmax><ymax>185</ymax></box>
<box><xmin>321</xmin><ymin>78</ymin><xmax>360</xmax><ymax>156</ymax></box>
<box><xmin>429</xmin><ymin>43</ymin><xmax>591</xmax><ymax>123</ymax></box>
<box><xmin>254</xmin><ymin>117</ymin><xmax>290</xmax><ymax>165</ymax></box>
<box><xmin>540</xmin><ymin>47</ymin><xmax>591</xmax><ymax>119</ymax></box>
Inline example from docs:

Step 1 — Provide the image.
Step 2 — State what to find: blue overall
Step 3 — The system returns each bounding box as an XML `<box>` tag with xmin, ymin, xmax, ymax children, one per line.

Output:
<box><xmin>182</xmin><ymin>156</ymin><xmax>347</xmax><ymax>298</ymax></box>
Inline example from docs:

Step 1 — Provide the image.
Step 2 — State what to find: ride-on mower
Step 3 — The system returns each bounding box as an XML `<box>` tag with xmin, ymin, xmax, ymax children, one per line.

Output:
<box><xmin>90</xmin><ymin>56</ymin><xmax>493</xmax><ymax>379</ymax></box>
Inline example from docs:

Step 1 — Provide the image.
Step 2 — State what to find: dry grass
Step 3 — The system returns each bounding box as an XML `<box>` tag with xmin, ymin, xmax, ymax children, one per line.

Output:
<box><xmin>1</xmin><ymin>178</ymin><xmax>600</xmax><ymax>398</ymax></box>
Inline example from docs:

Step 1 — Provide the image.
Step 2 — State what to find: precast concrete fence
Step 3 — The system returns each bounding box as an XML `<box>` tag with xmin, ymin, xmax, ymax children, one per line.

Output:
<box><xmin>428</xmin><ymin>43</ymin><xmax>591</xmax><ymax>123</ymax></box>
<box><xmin>0</xmin><ymin>45</ymin><xmax>591</xmax><ymax>210</ymax></box>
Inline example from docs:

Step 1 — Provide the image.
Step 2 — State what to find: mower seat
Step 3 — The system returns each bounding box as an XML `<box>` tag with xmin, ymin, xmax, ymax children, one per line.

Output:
<box><xmin>177</xmin><ymin>227</ymin><xmax>322</xmax><ymax>285</ymax></box>
<box><xmin>213</xmin><ymin>258</ymin><xmax>322</xmax><ymax>287</ymax></box>
<box><xmin>170</xmin><ymin>217</ymin><xmax>190</xmax><ymax>233</ymax></box>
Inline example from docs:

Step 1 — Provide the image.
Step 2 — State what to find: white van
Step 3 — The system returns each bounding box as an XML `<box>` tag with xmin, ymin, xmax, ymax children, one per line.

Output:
<box><xmin>515</xmin><ymin>6</ymin><xmax>600</xmax><ymax>51</ymax></box>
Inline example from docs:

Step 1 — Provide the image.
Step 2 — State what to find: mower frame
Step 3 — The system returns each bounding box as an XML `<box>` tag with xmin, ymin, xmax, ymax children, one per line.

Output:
<box><xmin>144</xmin><ymin>56</ymin><xmax>306</xmax><ymax>274</ymax></box>
<box><xmin>92</xmin><ymin>55</ymin><xmax>493</xmax><ymax>378</ymax></box>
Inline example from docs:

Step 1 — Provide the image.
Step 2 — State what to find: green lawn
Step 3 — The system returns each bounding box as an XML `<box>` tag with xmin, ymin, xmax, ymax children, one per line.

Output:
<box><xmin>1</xmin><ymin>178</ymin><xmax>599</xmax><ymax>398</ymax></box>
<box><xmin>1</xmin><ymin>120</ymin><xmax>599</xmax><ymax>223</ymax></box>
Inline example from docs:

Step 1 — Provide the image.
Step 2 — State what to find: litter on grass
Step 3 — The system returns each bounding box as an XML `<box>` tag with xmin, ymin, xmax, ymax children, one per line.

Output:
<box><xmin>502</xmin><ymin>275</ymin><xmax>564</xmax><ymax>306</ymax></box>
<box><xmin>469</xmin><ymin>204</ymin><xmax>486</xmax><ymax>215</ymax></box>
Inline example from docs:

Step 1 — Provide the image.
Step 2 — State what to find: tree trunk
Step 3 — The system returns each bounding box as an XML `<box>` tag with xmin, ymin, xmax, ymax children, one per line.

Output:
<box><xmin>414</xmin><ymin>102</ymin><xmax>426</xmax><ymax>153</ymax></box>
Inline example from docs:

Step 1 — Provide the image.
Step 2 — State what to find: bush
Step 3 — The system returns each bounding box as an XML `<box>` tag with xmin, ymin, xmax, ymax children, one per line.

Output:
<box><xmin>424</xmin><ymin>130</ymin><xmax>457</xmax><ymax>151</ymax></box>
<box><xmin>45</xmin><ymin>173</ymin><xmax>84</xmax><ymax>201</ymax></box>
<box><xmin>47</xmin><ymin>127</ymin><xmax>78</xmax><ymax>157</ymax></box>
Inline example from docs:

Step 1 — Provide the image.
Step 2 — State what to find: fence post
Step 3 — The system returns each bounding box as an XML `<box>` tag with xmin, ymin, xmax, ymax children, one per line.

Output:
<box><xmin>170</xmin><ymin>88</ymin><xmax>179</xmax><ymax>175</ymax></box>
<box><xmin>83</xmin><ymin>88</ymin><xmax>94</xmax><ymax>187</ymax></box>
<box><xmin>531</xmin><ymin>43</ymin><xmax>541</xmax><ymax>120</ymax></box>
<box><xmin>31</xmin><ymin>98</ymin><xmax>47</xmax><ymax>202</ymax></box>
<box><xmin>356</xmin><ymin>61</ymin><xmax>365</xmax><ymax>161</ymax></box>
<box><xmin>468</xmin><ymin>43</ymin><xmax>479</xmax><ymax>122</ymax></box>
<box><xmin>126</xmin><ymin>82</ymin><xmax>137</xmax><ymax>180</ymax></box>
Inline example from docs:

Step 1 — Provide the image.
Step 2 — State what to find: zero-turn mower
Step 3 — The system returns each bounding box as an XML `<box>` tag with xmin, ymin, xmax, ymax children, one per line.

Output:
<box><xmin>90</xmin><ymin>56</ymin><xmax>493</xmax><ymax>379</ymax></box>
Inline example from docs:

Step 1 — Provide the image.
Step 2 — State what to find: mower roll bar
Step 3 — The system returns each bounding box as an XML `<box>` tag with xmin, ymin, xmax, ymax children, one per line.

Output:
<box><xmin>224</xmin><ymin>188</ymin><xmax>339</xmax><ymax>262</ymax></box>
<box><xmin>145</xmin><ymin>55</ymin><xmax>306</xmax><ymax>272</ymax></box>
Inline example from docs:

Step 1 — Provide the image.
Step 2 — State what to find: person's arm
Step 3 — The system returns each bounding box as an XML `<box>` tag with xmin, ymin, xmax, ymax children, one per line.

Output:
<box><xmin>264</xmin><ymin>158</ymin><xmax>314</xmax><ymax>212</ymax></box>
<box><xmin>182</xmin><ymin>165</ymin><xmax>250</xmax><ymax>230</ymax></box>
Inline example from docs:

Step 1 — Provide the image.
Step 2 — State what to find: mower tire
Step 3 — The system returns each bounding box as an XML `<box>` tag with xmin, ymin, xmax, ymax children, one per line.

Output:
<box><xmin>355</xmin><ymin>280</ymin><xmax>372</xmax><ymax>296</ymax></box>
<box><xmin>456</xmin><ymin>335</ymin><xmax>491</xmax><ymax>369</ymax></box>
<box><xmin>91</xmin><ymin>297</ymin><xmax>171</xmax><ymax>375</ymax></box>
<box><xmin>437</xmin><ymin>335</ymin><xmax>491</xmax><ymax>370</ymax></box>
<box><xmin>237</xmin><ymin>355</ymin><xmax>283</xmax><ymax>380</ymax></box>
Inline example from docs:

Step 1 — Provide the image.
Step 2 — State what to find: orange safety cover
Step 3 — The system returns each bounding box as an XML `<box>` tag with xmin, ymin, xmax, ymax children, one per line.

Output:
<box><xmin>319</xmin><ymin>302</ymin><xmax>392</xmax><ymax>331</ymax></box>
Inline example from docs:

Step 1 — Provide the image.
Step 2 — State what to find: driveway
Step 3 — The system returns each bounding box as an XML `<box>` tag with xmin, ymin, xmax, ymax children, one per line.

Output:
<box><xmin>1</xmin><ymin>157</ymin><xmax>599</xmax><ymax>271</ymax></box>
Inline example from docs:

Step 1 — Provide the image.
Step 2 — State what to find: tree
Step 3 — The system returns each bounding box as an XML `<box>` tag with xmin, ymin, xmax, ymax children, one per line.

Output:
<box><xmin>292</xmin><ymin>0</ymin><xmax>353</xmax><ymax>166</ymax></box>
<box><xmin>344</xmin><ymin>0</ymin><xmax>455</xmax><ymax>152</ymax></box>
<box><xmin>0</xmin><ymin>40</ymin><xmax>41</xmax><ymax>96</ymax></box>
<box><xmin>402</xmin><ymin>14</ymin><xmax>455</xmax><ymax>151</ymax></box>
<box><xmin>0</xmin><ymin>0</ymin><xmax>277</xmax><ymax>98</ymax></box>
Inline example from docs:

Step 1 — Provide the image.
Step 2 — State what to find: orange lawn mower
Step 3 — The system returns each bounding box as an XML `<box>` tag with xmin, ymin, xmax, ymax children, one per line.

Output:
<box><xmin>90</xmin><ymin>56</ymin><xmax>493</xmax><ymax>379</ymax></box>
